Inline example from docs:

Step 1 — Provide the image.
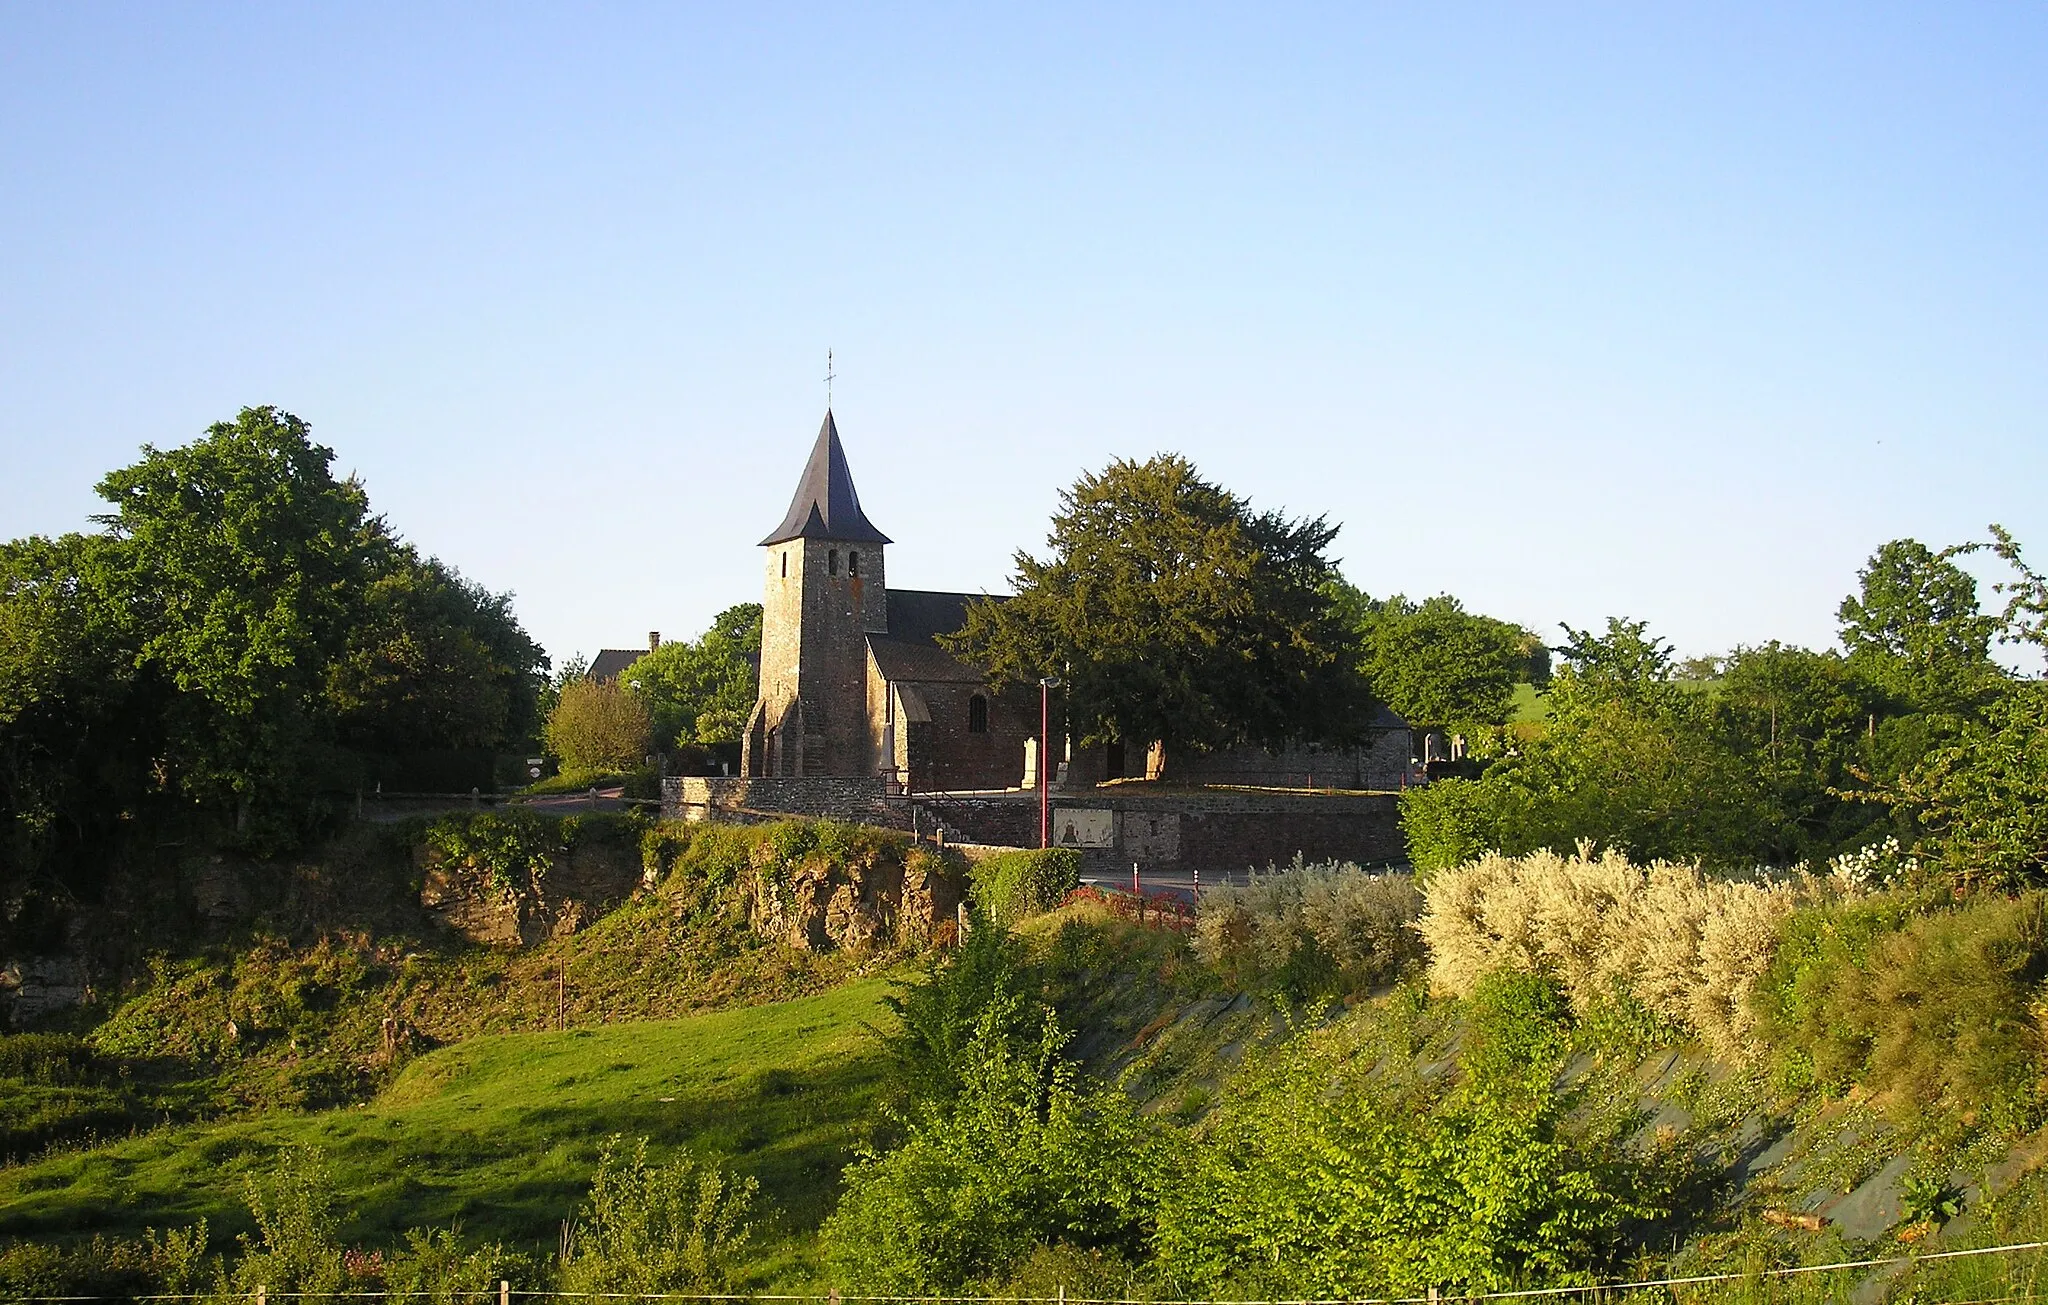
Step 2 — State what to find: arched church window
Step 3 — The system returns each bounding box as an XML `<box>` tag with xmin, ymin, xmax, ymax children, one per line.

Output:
<box><xmin>829</xmin><ymin>549</ymin><xmax>840</xmax><ymax>576</ymax></box>
<box><xmin>849</xmin><ymin>551</ymin><xmax>860</xmax><ymax>576</ymax></box>
<box><xmin>968</xmin><ymin>694</ymin><xmax>989</xmax><ymax>734</ymax></box>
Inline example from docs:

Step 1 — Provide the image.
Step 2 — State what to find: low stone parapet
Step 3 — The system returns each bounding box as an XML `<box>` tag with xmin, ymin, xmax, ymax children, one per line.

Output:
<box><xmin>662</xmin><ymin>775</ymin><xmax>910</xmax><ymax>828</ymax></box>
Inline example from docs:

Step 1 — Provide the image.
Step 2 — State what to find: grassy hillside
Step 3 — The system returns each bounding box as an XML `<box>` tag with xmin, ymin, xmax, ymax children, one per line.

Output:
<box><xmin>0</xmin><ymin>979</ymin><xmax>894</xmax><ymax>1286</ymax></box>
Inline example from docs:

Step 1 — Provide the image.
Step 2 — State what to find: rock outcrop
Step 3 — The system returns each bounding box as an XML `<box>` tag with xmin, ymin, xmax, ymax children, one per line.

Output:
<box><xmin>0</xmin><ymin>952</ymin><xmax>90</xmax><ymax>1027</ymax></box>
<box><xmin>745</xmin><ymin>843</ymin><xmax>964</xmax><ymax>951</ymax></box>
<box><xmin>417</xmin><ymin>838</ymin><xmax>646</xmax><ymax>947</ymax></box>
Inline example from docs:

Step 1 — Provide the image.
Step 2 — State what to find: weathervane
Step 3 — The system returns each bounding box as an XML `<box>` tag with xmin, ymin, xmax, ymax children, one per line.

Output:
<box><xmin>825</xmin><ymin>349</ymin><xmax>836</xmax><ymax>408</ymax></box>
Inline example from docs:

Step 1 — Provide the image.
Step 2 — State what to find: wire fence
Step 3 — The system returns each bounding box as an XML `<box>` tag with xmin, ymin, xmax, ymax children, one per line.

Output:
<box><xmin>12</xmin><ymin>1238</ymin><xmax>2048</xmax><ymax>1305</ymax></box>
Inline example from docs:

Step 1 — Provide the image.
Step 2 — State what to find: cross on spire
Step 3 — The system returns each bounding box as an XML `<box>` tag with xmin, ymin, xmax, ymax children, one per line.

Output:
<box><xmin>824</xmin><ymin>348</ymin><xmax>836</xmax><ymax>408</ymax></box>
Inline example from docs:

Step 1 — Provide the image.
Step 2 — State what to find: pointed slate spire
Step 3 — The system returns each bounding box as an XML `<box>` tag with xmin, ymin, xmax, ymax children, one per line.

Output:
<box><xmin>760</xmin><ymin>411</ymin><xmax>893</xmax><ymax>546</ymax></box>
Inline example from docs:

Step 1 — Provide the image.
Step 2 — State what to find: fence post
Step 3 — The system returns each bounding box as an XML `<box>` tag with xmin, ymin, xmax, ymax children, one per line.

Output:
<box><xmin>1428</xmin><ymin>1287</ymin><xmax>1439</xmax><ymax>1304</ymax></box>
<box><xmin>255</xmin><ymin>1287</ymin><xmax>266</xmax><ymax>1305</ymax></box>
<box><xmin>500</xmin><ymin>1281</ymin><xmax>510</xmax><ymax>1305</ymax></box>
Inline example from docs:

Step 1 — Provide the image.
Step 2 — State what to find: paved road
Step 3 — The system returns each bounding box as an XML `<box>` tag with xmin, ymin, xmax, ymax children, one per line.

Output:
<box><xmin>1078</xmin><ymin>865</ymin><xmax>1243</xmax><ymax>903</ymax></box>
<box><xmin>523</xmin><ymin>785</ymin><xmax>630</xmax><ymax>814</ymax></box>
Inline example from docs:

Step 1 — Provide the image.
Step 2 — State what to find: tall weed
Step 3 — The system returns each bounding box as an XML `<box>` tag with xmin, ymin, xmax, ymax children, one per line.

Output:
<box><xmin>383</xmin><ymin>1227</ymin><xmax>526</xmax><ymax>1303</ymax></box>
<box><xmin>215</xmin><ymin>1147</ymin><xmax>346</xmax><ymax>1296</ymax></box>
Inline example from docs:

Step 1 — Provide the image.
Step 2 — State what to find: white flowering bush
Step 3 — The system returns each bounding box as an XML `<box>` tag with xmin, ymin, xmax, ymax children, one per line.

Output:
<box><xmin>1417</xmin><ymin>845</ymin><xmax>1823</xmax><ymax>1058</ymax></box>
<box><xmin>1825</xmin><ymin>836</ymin><xmax>1920</xmax><ymax>889</ymax></box>
<box><xmin>1194</xmin><ymin>857</ymin><xmax>1424</xmax><ymax>997</ymax></box>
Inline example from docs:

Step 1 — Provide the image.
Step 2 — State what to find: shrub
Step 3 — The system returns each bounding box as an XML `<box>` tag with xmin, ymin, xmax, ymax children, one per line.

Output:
<box><xmin>823</xmin><ymin>997</ymin><xmax>1166</xmax><ymax>1292</ymax></box>
<box><xmin>1750</xmin><ymin>892</ymin><xmax>1919</xmax><ymax>1088</ymax></box>
<box><xmin>1153</xmin><ymin>970</ymin><xmax>1681</xmax><ymax>1297</ymax></box>
<box><xmin>880</xmin><ymin>911</ymin><xmax>1040</xmax><ymax>1104</ymax></box>
<box><xmin>558</xmin><ymin>1135</ymin><xmax>758</xmax><ymax>1293</ymax></box>
<box><xmin>1756</xmin><ymin>891</ymin><xmax>2048</xmax><ymax>1134</ymax></box>
<box><xmin>1192</xmin><ymin>858</ymin><xmax>1423</xmax><ymax>998</ymax></box>
<box><xmin>0</xmin><ymin>1033</ymin><xmax>101</xmax><ymax>1084</ymax></box>
<box><xmin>543</xmin><ymin>678</ymin><xmax>651</xmax><ymax>774</ymax></box>
<box><xmin>1417</xmin><ymin>846</ymin><xmax>1809</xmax><ymax>1058</ymax></box>
<box><xmin>382</xmin><ymin>1227</ymin><xmax>524</xmax><ymax>1304</ymax></box>
<box><xmin>0</xmin><ymin>1225</ymin><xmax>209</xmax><ymax>1298</ymax></box>
<box><xmin>218</xmin><ymin>1147</ymin><xmax>347</xmax><ymax>1295</ymax></box>
<box><xmin>423</xmin><ymin>806</ymin><xmax>563</xmax><ymax>891</ymax></box>
<box><xmin>970</xmin><ymin>848</ymin><xmax>1082</xmax><ymax>925</ymax></box>
<box><xmin>1399</xmin><ymin>778</ymin><xmax>1504</xmax><ymax>875</ymax></box>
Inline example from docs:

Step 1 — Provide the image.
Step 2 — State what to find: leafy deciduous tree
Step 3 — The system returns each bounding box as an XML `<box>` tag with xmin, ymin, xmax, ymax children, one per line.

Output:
<box><xmin>543</xmin><ymin>678</ymin><xmax>652</xmax><ymax>775</ymax></box>
<box><xmin>1838</xmin><ymin>538</ymin><xmax>2002</xmax><ymax>714</ymax></box>
<box><xmin>93</xmin><ymin>406</ymin><xmax>391</xmax><ymax>831</ymax></box>
<box><xmin>620</xmin><ymin>604</ymin><xmax>762</xmax><ymax>748</ymax></box>
<box><xmin>1353</xmin><ymin>592</ymin><xmax>1536</xmax><ymax>729</ymax></box>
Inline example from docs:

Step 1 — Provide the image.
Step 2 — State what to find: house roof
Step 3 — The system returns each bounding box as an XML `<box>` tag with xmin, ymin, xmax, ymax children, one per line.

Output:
<box><xmin>868</xmin><ymin>589</ymin><xmax>1002</xmax><ymax>684</ymax></box>
<box><xmin>760</xmin><ymin>411</ymin><xmax>892</xmax><ymax>547</ymax></box>
<box><xmin>587</xmin><ymin>648</ymin><xmax>645</xmax><ymax>682</ymax></box>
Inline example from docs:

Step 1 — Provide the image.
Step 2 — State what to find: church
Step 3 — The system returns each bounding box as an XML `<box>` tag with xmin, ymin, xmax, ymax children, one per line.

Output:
<box><xmin>738</xmin><ymin>413</ymin><xmax>1413</xmax><ymax>795</ymax></box>
<box><xmin>739</xmin><ymin>412</ymin><xmax>1039</xmax><ymax>790</ymax></box>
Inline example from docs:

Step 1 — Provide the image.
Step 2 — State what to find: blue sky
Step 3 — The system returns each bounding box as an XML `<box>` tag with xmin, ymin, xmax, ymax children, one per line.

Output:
<box><xmin>3</xmin><ymin>4</ymin><xmax>2044</xmax><ymax>670</ymax></box>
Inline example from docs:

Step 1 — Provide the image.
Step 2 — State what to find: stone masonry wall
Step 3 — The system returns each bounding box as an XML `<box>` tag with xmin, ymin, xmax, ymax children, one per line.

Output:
<box><xmin>671</xmin><ymin>777</ymin><xmax>1408</xmax><ymax>877</ymax></box>
<box><xmin>664</xmin><ymin>776</ymin><xmax>910</xmax><ymax>828</ymax></box>
<box><xmin>918</xmin><ymin>790</ymin><xmax>1407</xmax><ymax>875</ymax></box>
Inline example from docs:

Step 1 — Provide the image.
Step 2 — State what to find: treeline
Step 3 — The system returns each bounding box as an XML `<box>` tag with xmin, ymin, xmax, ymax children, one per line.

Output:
<box><xmin>1405</xmin><ymin>532</ymin><xmax>2048</xmax><ymax>878</ymax></box>
<box><xmin>0</xmin><ymin>407</ymin><xmax>547</xmax><ymax>878</ymax></box>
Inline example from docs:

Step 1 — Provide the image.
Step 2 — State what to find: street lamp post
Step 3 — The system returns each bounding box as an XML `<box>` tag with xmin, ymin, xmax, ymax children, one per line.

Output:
<box><xmin>1039</xmin><ymin>677</ymin><xmax>1061</xmax><ymax>849</ymax></box>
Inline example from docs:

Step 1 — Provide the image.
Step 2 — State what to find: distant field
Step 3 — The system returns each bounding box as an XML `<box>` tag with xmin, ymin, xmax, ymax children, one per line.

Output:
<box><xmin>0</xmin><ymin>979</ymin><xmax>895</xmax><ymax>1285</ymax></box>
<box><xmin>1509</xmin><ymin>681</ymin><xmax>1546</xmax><ymax>723</ymax></box>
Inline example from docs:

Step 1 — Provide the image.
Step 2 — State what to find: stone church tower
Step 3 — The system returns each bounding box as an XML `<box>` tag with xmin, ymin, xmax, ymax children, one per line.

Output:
<box><xmin>742</xmin><ymin>412</ymin><xmax>891</xmax><ymax>777</ymax></box>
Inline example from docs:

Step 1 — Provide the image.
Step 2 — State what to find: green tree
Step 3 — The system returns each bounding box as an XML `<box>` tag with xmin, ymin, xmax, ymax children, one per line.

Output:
<box><xmin>1978</xmin><ymin>523</ymin><xmax>2048</xmax><ymax>672</ymax></box>
<box><xmin>1354</xmin><ymin>592</ymin><xmax>1535</xmax><ymax>729</ymax></box>
<box><xmin>2</xmin><ymin>406</ymin><xmax>549</xmax><ymax>864</ymax></box>
<box><xmin>1902</xmin><ymin>685</ymin><xmax>2048</xmax><ymax>887</ymax></box>
<box><xmin>324</xmin><ymin>554</ymin><xmax>547</xmax><ymax>756</ymax></box>
<box><xmin>1838</xmin><ymin>538</ymin><xmax>2002</xmax><ymax>714</ymax></box>
<box><xmin>948</xmin><ymin>455</ymin><xmax>1370</xmax><ymax>768</ymax></box>
<box><xmin>0</xmin><ymin>533</ymin><xmax>155</xmax><ymax>876</ymax></box>
<box><xmin>1711</xmin><ymin>642</ymin><xmax>1889</xmax><ymax>860</ymax></box>
<box><xmin>1400</xmin><ymin>619</ymin><xmax>1772</xmax><ymax>872</ymax></box>
<box><xmin>92</xmin><ymin>407</ymin><xmax>391</xmax><ymax>837</ymax></box>
<box><xmin>544</xmin><ymin>677</ymin><xmax>652</xmax><ymax>774</ymax></box>
<box><xmin>620</xmin><ymin>604</ymin><xmax>762</xmax><ymax>747</ymax></box>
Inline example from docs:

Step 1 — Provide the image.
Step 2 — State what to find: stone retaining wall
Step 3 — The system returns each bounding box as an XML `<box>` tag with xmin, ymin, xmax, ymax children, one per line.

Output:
<box><xmin>666</xmin><ymin>776</ymin><xmax>1407</xmax><ymax>875</ymax></box>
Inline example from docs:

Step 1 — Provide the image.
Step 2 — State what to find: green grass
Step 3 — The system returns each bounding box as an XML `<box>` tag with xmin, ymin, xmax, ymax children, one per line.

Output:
<box><xmin>0</xmin><ymin>979</ymin><xmax>896</xmax><ymax>1287</ymax></box>
<box><xmin>1509</xmin><ymin>681</ymin><xmax>1547</xmax><ymax>724</ymax></box>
